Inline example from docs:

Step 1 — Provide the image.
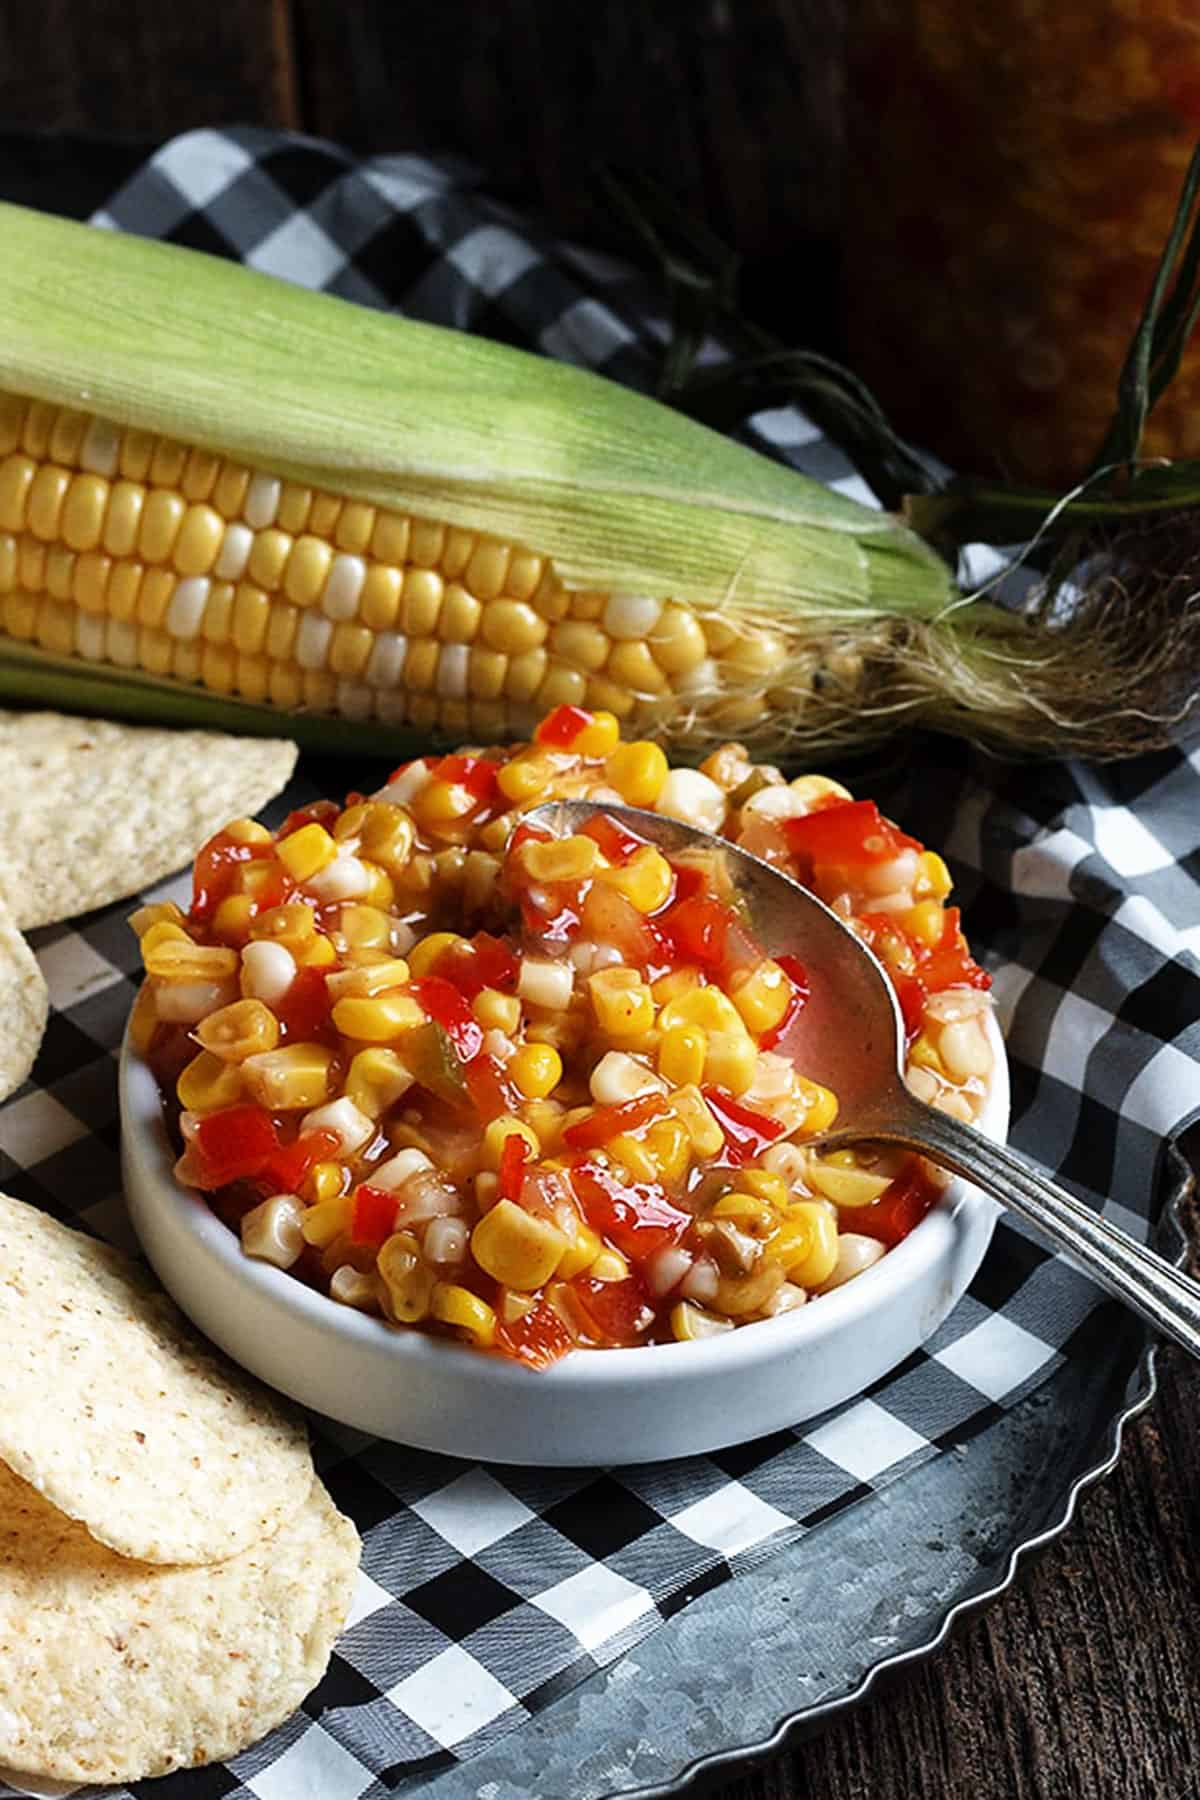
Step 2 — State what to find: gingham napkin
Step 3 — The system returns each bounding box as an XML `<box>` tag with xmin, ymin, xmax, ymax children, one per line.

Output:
<box><xmin>0</xmin><ymin>126</ymin><xmax>1197</xmax><ymax>1799</ymax></box>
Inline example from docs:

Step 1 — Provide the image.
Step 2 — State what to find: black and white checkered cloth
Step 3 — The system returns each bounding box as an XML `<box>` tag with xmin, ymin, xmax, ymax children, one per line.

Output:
<box><xmin>1</xmin><ymin>126</ymin><xmax>1198</xmax><ymax>1799</ymax></box>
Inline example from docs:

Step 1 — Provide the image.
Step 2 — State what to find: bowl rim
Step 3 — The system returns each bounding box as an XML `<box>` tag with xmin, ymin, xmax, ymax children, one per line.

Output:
<box><xmin>119</xmin><ymin>1009</ymin><xmax>1010</xmax><ymax>1390</ymax></box>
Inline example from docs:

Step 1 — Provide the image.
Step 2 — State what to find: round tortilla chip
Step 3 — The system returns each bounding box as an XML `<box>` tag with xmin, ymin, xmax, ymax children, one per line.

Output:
<box><xmin>0</xmin><ymin>903</ymin><xmax>46</xmax><ymax>1102</ymax></box>
<box><xmin>0</xmin><ymin>1193</ymin><xmax>314</xmax><ymax>1565</ymax></box>
<box><xmin>0</xmin><ymin>711</ymin><xmax>297</xmax><ymax>929</ymax></box>
<box><xmin>0</xmin><ymin>1461</ymin><xmax>360</xmax><ymax>1786</ymax></box>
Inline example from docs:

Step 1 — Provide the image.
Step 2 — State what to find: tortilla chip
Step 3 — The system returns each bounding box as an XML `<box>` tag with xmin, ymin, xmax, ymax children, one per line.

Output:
<box><xmin>0</xmin><ymin>711</ymin><xmax>297</xmax><ymax>928</ymax></box>
<box><xmin>0</xmin><ymin>1193</ymin><xmax>314</xmax><ymax>1565</ymax></box>
<box><xmin>0</xmin><ymin>1460</ymin><xmax>359</xmax><ymax>1785</ymax></box>
<box><xmin>0</xmin><ymin>904</ymin><xmax>46</xmax><ymax>1102</ymax></box>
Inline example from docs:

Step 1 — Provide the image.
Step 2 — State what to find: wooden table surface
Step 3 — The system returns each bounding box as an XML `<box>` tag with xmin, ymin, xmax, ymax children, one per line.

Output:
<box><xmin>2</xmin><ymin>7</ymin><xmax>1197</xmax><ymax>1797</ymax></box>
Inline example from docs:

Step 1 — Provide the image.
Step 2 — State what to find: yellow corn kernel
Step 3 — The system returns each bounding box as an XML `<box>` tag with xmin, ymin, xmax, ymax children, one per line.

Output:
<box><xmin>729</xmin><ymin>959</ymin><xmax>794</xmax><ymax>1035</ymax></box>
<box><xmin>358</xmin><ymin>861</ymin><xmax>395</xmax><ymax>909</ymax></box>
<box><xmin>300</xmin><ymin>1192</ymin><xmax>354</xmax><ymax>1249</ymax></box>
<box><xmin>137</xmin><ymin>919</ymin><xmax>191</xmax><ymax>960</ymax></box>
<box><xmin>658</xmin><ymin>1023</ymin><xmax>706</xmax><ymax>1089</ymax></box>
<box><xmin>334</xmin><ymin>903</ymin><xmax>392</xmax><ymax>953</ymax></box>
<box><xmin>276</xmin><ymin>821</ymin><xmax>338</xmax><ymax>882</ymax></box>
<box><xmin>497</xmin><ymin>750</ymin><xmax>554</xmax><ymax>804</ymax></box>
<box><xmin>557</xmin><ymin>1220</ymin><xmax>604</xmax><ymax>1279</ymax></box>
<box><xmin>797</xmin><ymin>1079</ymin><xmax>839</xmax><ymax>1136</ymax></box>
<box><xmin>608</xmin><ymin>1132</ymin><xmax>660</xmax><ymax>1182</ymax></box>
<box><xmin>408</xmin><ymin>931</ymin><xmax>463</xmax><ymax>976</ymax></box>
<box><xmin>473</xmin><ymin>987</ymin><xmax>521</xmax><ymax>1033</ymax></box>
<box><xmin>671</xmin><ymin>1300</ymin><xmax>735</xmax><ymax>1340</ymax></box>
<box><xmin>602</xmin><ymin>845</ymin><xmax>673</xmax><ymax>914</ymax></box>
<box><xmin>907</xmin><ymin>1033</ymin><xmax>944</xmax><ymax>1073</ymax></box>
<box><xmin>605</xmin><ymin>740</ymin><xmax>669</xmax><ymax>807</ymax></box>
<box><xmin>471</xmin><ymin>1198</ymin><xmax>567</xmax><ymax>1289</ymax></box>
<box><xmin>588</xmin><ymin>967</ymin><xmax>655</xmax><ymax>1039</ymax></box>
<box><xmin>711</xmin><ymin>1191</ymin><xmax>777</xmax><ymax>1230</ymax></box>
<box><xmin>509</xmin><ymin>1042</ymin><xmax>563</xmax><ymax>1100</ymax></box>
<box><xmin>211</xmin><ymin>894</ymin><xmax>257</xmax><ymax>942</ymax></box>
<box><xmin>195</xmin><ymin>998</ymin><xmax>280</xmax><ymax>1063</ymax></box>
<box><xmin>176</xmin><ymin>1049</ymin><xmax>244</xmax><ymax>1113</ymax></box>
<box><xmin>807</xmin><ymin>1159</ymin><xmax>893</xmax><ymax>1208</ymax></box>
<box><xmin>128</xmin><ymin>900</ymin><xmax>186</xmax><ymax>939</ymax></box>
<box><xmin>904</xmin><ymin>899</ymin><xmax>946</xmax><ymax>948</ymax></box>
<box><xmin>703</xmin><ymin>1031</ymin><xmax>757</xmax><ymax>1095</ymax></box>
<box><xmin>242</xmin><ymin>1042</ymin><xmax>334</xmax><ymax>1110</ymax></box>
<box><xmin>648</xmin><ymin>605</ymin><xmax>708</xmax><ymax>674</ymax></box>
<box><xmin>360</xmin><ymin>563</ymin><xmax>402</xmax><ymax>631</ymax></box>
<box><xmin>772</xmin><ymin>1201</ymin><xmax>839</xmax><ymax>1287</ymax></box>
<box><xmin>224</xmin><ymin>818</ymin><xmax>273</xmax><ymax>847</ymax></box>
<box><xmin>519</xmin><ymin>835</ymin><xmax>599</xmax><ymax>883</ymax></box>
<box><xmin>589</xmin><ymin>1247</ymin><xmax>630</xmax><ymax>1282</ymax></box>
<box><xmin>303</xmin><ymin>1160</ymin><xmax>345</xmax><ymax>1206</ymax></box>
<box><xmin>651</xmin><ymin>966</ymin><xmax>701</xmax><ymax>1006</ymax></box>
<box><xmin>644</xmin><ymin>1115</ymin><xmax>692</xmax><ymax>1184</ymax></box>
<box><xmin>669</xmin><ymin>1084</ymin><xmax>726</xmax><ymax>1158</ymax></box>
<box><xmin>232</xmin><ymin>861</ymin><xmax>282</xmax><ymax>903</ymax></box>
<box><xmin>735</xmin><ymin>1169</ymin><xmax>790</xmax><ymax>1209</ymax></box>
<box><xmin>344</xmin><ymin>1047</ymin><xmax>413</xmax><ymax>1117</ymax></box>
<box><xmin>360</xmin><ymin>803</ymin><xmax>416</xmax><ymax>872</ymax></box>
<box><xmin>482</xmin><ymin>1114</ymin><xmax>541</xmax><ymax>1170</ymax></box>
<box><xmin>659</xmin><ymin>985</ymin><xmax>744</xmax><ymax>1036</ymax></box>
<box><xmin>143</xmin><ymin>938</ymin><xmax>239</xmax><ymax>982</ymax></box>
<box><xmin>27</xmin><ymin>464</ymin><xmax>70</xmax><ymax>541</ymax></box>
<box><xmin>331</xmin><ymin>991</ymin><xmax>426</xmax><ymax>1042</ymax></box>
<box><xmin>326</xmin><ymin>958</ymin><xmax>411</xmax><ymax>1001</ymax></box>
<box><xmin>431</xmin><ymin>1282</ymin><xmax>497</xmax><ymax>1347</ymax></box>
<box><xmin>917</xmin><ymin>850</ymin><xmax>953</xmax><ymax>901</ymax></box>
<box><xmin>572</xmin><ymin>709</ymin><xmax>621</xmax><ymax>756</ymax></box>
<box><xmin>377</xmin><ymin>1230</ymin><xmax>437</xmax><ymax>1323</ymax></box>
<box><xmin>244</xmin><ymin>904</ymin><xmax>312</xmax><ymax>957</ymax></box>
<box><xmin>128</xmin><ymin>979</ymin><xmax>158</xmax><ymax>1055</ymax></box>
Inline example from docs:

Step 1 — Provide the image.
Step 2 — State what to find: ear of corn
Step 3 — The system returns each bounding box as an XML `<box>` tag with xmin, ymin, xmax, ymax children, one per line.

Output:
<box><xmin>0</xmin><ymin>200</ymin><xmax>958</xmax><ymax>757</ymax></box>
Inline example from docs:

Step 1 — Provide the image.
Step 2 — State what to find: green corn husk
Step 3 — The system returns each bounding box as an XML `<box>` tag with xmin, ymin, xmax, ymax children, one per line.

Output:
<box><xmin>0</xmin><ymin>199</ymin><xmax>1193</xmax><ymax>763</ymax></box>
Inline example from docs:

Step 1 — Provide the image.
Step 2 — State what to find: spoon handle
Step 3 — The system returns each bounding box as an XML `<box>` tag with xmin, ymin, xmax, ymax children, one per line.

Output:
<box><xmin>884</xmin><ymin>1099</ymin><xmax>1200</xmax><ymax>1361</ymax></box>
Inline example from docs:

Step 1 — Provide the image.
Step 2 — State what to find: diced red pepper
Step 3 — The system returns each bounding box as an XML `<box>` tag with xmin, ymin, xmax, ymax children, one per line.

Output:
<box><xmin>854</xmin><ymin>1169</ymin><xmax>936</xmax><ymax>1247</ymax></box>
<box><xmin>563</xmin><ymin>1092</ymin><xmax>669</xmax><ymax>1151</ymax></box>
<box><xmin>760</xmin><ymin>953</ymin><xmax>810</xmax><ymax>1050</ymax></box>
<box><xmin>520</xmin><ymin>893</ymin><xmax>582</xmax><ymax>945</ymax></box>
<box><xmin>509</xmin><ymin>820</ymin><xmax>553</xmax><ymax>855</ymax></box>
<box><xmin>581</xmin><ymin>813</ymin><xmax>646</xmax><ymax>866</ymax></box>
<box><xmin>194</xmin><ymin>1105</ymin><xmax>280</xmax><ymax>1185</ymax></box>
<box><xmin>919</xmin><ymin>906</ymin><xmax>991</xmax><ymax>996</ymax></box>
<box><xmin>281</xmin><ymin>799</ymin><xmax>342</xmax><ymax>836</ymax></box>
<box><xmin>571</xmin><ymin>1161</ymin><xmax>691</xmax><ymax>1262</ymax></box>
<box><xmin>669</xmin><ymin>863</ymin><xmax>706</xmax><ymax>905</ymax></box>
<box><xmin>495</xmin><ymin>1298</ymin><xmax>575</xmax><ymax>1368</ymax></box>
<box><xmin>432</xmin><ymin>754</ymin><xmax>500</xmax><ymax>809</ymax></box>
<box><xmin>464</xmin><ymin>1053</ymin><xmax>520</xmax><ymax>1121</ymax></box>
<box><xmin>274</xmin><ymin>965</ymin><xmax>334</xmax><ymax>1041</ymax></box>
<box><xmin>408</xmin><ymin>975</ymin><xmax>485</xmax><ymax>1062</ymax></box>
<box><xmin>263</xmin><ymin>1126</ymin><xmax>340</xmax><ymax>1194</ymax></box>
<box><xmin>191</xmin><ymin>830</ymin><xmax>283</xmax><ymax>923</ymax></box>
<box><xmin>432</xmin><ymin>931</ymin><xmax>518</xmax><ymax>999</ymax></box>
<box><xmin>701</xmin><ymin>1088</ymin><xmax>786</xmax><ymax>1165</ymax></box>
<box><xmin>659</xmin><ymin>894</ymin><xmax>730</xmax><ymax>969</ymax></box>
<box><xmin>535</xmin><ymin>704</ymin><xmax>594</xmax><ymax>749</ymax></box>
<box><xmin>569</xmin><ymin>1274</ymin><xmax>655</xmax><ymax>1344</ymax></box>
<box><xmin>350</xmin><ymin>1183</ymin><xmax>399</xmax><ymax>1246</ymax></box>
<box><xmin>858</xmin><ymin>905</ymin><xmax>990</xmax><ymax>1041</ymax></box>
<box><xmin>783</xmin><ymin>799</ymin><xmax>921</xmax><ymax>877</ymax></box>
<box><xmin>498</xmin><ymin>1131</ymin><xmax>530</xmax><ymax>1203</ymax></box>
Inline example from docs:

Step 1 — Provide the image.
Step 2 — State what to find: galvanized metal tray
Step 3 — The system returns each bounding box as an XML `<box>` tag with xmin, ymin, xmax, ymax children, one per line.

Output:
<box><xmin>411</xmin><ymin>1150</ymin><xmax>1190</xmax><ymax>1800</ymax></box>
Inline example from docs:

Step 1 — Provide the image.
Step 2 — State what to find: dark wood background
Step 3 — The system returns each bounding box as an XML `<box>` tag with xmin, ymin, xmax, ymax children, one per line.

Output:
<box><xmin>1</xmin><ymin>7</ymin><xmax>1197</xmax><ymax>1797</ymax></box>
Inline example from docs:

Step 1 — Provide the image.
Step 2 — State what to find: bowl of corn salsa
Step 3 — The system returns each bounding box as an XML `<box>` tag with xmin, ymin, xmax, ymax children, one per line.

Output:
<box><xmin>120</xmin><ymin>704</ymin><xmax>1008</xmax><ymax>1461</ymax></box>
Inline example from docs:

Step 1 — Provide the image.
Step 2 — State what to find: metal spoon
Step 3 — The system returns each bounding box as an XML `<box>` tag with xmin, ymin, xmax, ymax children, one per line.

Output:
<box><xmin>528</xmin><ymin>798</ymin><xmax>1200</xmax><ymax>1361</ymax></box>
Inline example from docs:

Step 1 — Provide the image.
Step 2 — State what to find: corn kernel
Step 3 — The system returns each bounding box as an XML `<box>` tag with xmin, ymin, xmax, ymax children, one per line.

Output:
<box><xmin>176</xmin><ymin>1049</ymin><xmax>245</xmax><ymax>1113</ymax></box>
<box><xmin>473</xmin><ymin>987</ymin><xmax>521</xmax><ymax>1033</ymax></box>
<box><xmin>797</xmin><ymin>1079</ymin><xmax>839</xmax><ymax>1136</ymax></box>
<box><xmin>325</xmin><ymin>958</ymin><xmax>411</xmax><ymax>1000</ymax></box>
<box><xmin>670</xmin><ymin>1084</ymin><xmax>726</xmax><ymax>1157</ymax></box>
<box><xmin>497</xmin><ymin>750</ymin><xmax>555</xmax><ymax>804</ymax></box>
<box><xmin>573</xmin><ymin>710</ymin><xmax>621</xmax><ymax>757</ymax></box>
<box><xmin>904</xmin><ymin>899</ymin><xmax>946</xmax><ymax>948</ymax></box>
<box><xmin>772</xmin><ymin>1201</ymin><xmax>839</xmax><ymax>1287</ymax></box>
<box><xmin>589</xmin><ymin>967</ymin><xmax>655</xmax><ymax>1039</ymax></box>
<box><xmin>608</xmin><ymin>1133</ymin><xmax>660</xmax><ymax>1182</ymax></box>
<box><xmin>211</xmin><ymin>894</ymin><xmax>257</xmax><ymax>942</ymax></box>
<box><xmin>128</xmin><ymin>900</ymin><xmax>186</xmax><ymax>939</ymax></box>
<box><xmin>471</xmin><ymin>1199</ymin><xmax>567</xmax><ymax>1289</ymax></box>
<box><xmin>195</xmin><ymin>998</ymin><xmax>279</xmax><ymax>1063</ymax></box>
<box><xmin>334</xmin><ymin>903</ymin><xmax>392</xmax><ymax>953</ymax></box>
<box><xmin>602</xmin><ymin>844</ymin><xmax>673</xmax><ymax>914</ymax></box>
<box><xmin>658</xmin><ymin>1023</ymin><xmax>706</xmax><ymax>1088</ymax></box>
<box><xmin>807</xmin><ymin>1160</ymin><xmax>893</xmax><ymax>1208</ymax></box>
<box><xmin>671</xmin><ymin>1300</ymin><xmax>735</xmax><ymax>1340</ymax></box>
<box><xmin>605</xmin><ymin>740</ymin><xmax>669</xmax><ymax>807</ymax></box>
<box><xmin>651</xmin><ymin>967</ymin><xmax>701</xmax><ymax>1005</ymax></box>
<box><xmin>729</xmin><ymin>959</ymin><xmax>793</xmax><ymax>1035</ymax></box>
<box><xmin>703</xmin><ymin>1032</ymin><xmax>757</xmax><ymax>1095</ymax></box>
<box><xmin>138</xmin><ymin>921</ymin><xmax>192</xmax><ymax>960</ymax></box>
<box><xmin>659</xmin><ymin>985</ymin><xmax>744</xmax><ymax>1036</ymax></box>
<box><xmin>377</xmin><ymin>1230</ymin><xmax>437</xmax><ymax>1323</ymax></box>
<box><xmin>589</xmin><ymin>1247</ymin><xmax>630</xmax><ymax>1282</ymax></box>
<box><xmin>143</xmin><ymin>938</ymin><xmax>238</xmax><ymax>982</ymax></box>
<box><xmin>482</xmin><ymin>1114</ymin><xmax>540</xmax><ymax>1168</ymax></box>
<box><xmin>644</xmin><ymin>1115</ymin><xmax>692</xmax><ymax>1184</ymax></box>
<box><xmin>431</xmin><ymin>1282</ymin><xmax>496</xmax><ymax>1346</ymax></box>
<box><xmin>408</xmin><ymin>931</ymin><xmax>463</xmax><ymax>977</ymax></box>
<box><xmin>295</xmin><ymin>933</ymin><xmax>338</xmax><ymax>968</ymax></box>
<box><xmin>509</xmin><ymin>1042</ymin><xmax>563</xmax><ymax>1100</ymax></box>
<box><xmin>276</xmin><ymin>821</ymin><xmax>337</xmax><ymax>882</ymax></box>
<box><xmin>344</xmin><ymin>1047</ymin><xmax>414</xmax><ymax>1117</ymax></box>
<box><xmin>917</xmin><ymin>850</ymin><xmax>952</xmax><ymax>901</ymax></box>
<box><xmin>712</xmin><ymin>1190</ymin><xmax>777</xmax><ymax>1230</ymax></box>
<box><xmin>557</xmin><ymin>1221</ymin><xmax>604</xmax><ymax>1279</ymax></box>
<box><xmin>331</xmin><ymin>991</ymin><xmax>426</xmax><ymax>1041</ymax></box>
<box><xmin>358</xmin><ymin>861</ymin><xmax>395</xmax><ymax>909</ymax></box>
<box><xmin>306</xmin><ymin>1160</ymin><xmax>347</xmax><ymax>1205</ymax></box>
<box><xmin>242</xmin><ymin>1042</ymin><xmax>333</xmax><ymax>1109</ymax></box>
<box><xmin>249</xmin><ymin>902</ymin><xmax>316</xmax><ymax>952</ymax></box>
<box><xmin>519</xmin><ymin>835</ymin><xmax>599</xmax><ymax>883</ymax></box>
<box><xmin>300</xmin><ymin>1192</ymin><xmax>353</xmax><ymax>1248</ymax></box>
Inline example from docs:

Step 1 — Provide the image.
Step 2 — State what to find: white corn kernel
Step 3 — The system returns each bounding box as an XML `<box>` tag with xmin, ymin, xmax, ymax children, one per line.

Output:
<box><xmin>296</xmin><ymin>611</ymin><xmax>332</xmax><ymax>670</ymax></box>
<box><xmin>518</xmin><ymin>957</ymin><xmax>574</xmax><ymax>1010</ymax></box>
<box><xmin>240</xmin><ymin>940</ymin><xmax>296</xmax><ymax>1005</ymax></box>
<box><xmin>602</xmin><ymin>592</ymin><xmax>662</xmax><ymax>639</ymax></box>
<box><xmin>374</xmin><ymin>758</ymin><xmax>431</xmax><ymax>806</ymax></box>
<box><xmin>305</xmin><ymin>854</ymin><xmax>370</xmax><ymax>902</ymax></box>
<box><xmin>214</xmin><ymin>521</ymin><xmax>253</xmax><ymax>580</ymax></box>
<box><xmin>365</xmin><ymin>630</ymin><xmax>408</xmax><ymax>688</ymax></box>
<box><xmin>105</xmin><ymin>617</ymin><xmax>139</xmax><ymax>667</ymax></box>
<box><xmin>79</xmin><ymin>414</ymin><xmax>121</xmax><ymax>477</ymax></box>
<box><xmin>336</xmin><ymin>680</ymin><xmax>374</xmax><ymax>721</ymax></box>
<box><xmin>330</xmin><ymin>1265</ymin><xmax>380</xmax><ymax>1309</ymax></box>
<box><xmin>240</xmin><ymin>1193</ymin><xmax>305</xmax><ymax>1268</ymax></box>
<box><xmin>322</xmin><ymin>553</ymin><xmax>366</xmax><ymax>619</ymax></box>
<box><xmin>165</xmin><ymin>577</ymin><xmax>210</xmax><ymax>640</ymax></box>
<box><xmin>300</xmin><ymin>1097</ymin><xmax>374</xmax><ymax>1156</ymax></box>
<box><xmin>655</xmin><ymin>767</ymin><xmax>727</xmax><ymax>834</ymax></box>
<box><xmin>75</xmin><ymin>611</ymin><xmax>105</xmax><ymax>660</ymax></box>
<box><xmin>369</xmin><ymin>1147</ymin><xmax>435</xmax><ymax>1192</ymax></box>
<box><xmin>818</xmin><ymin>1232</ymin><xmax>886</xmax><ymax>1291</ymax></box>
<box><xmin>425</xmin><ymin>1215</ymin><xmax>470</xmax><ymax>1266</ymax></box>
<box><xmin>589</xmin><ymin>1050</ymin><xmax>665</xmax><ymax>1106</ymax></box>
<box><xmin>437</xmin><ymin>643</ymin><xmax>470</xmax><ymax>697</ymax></box>
<box><xmin>244</xmin><ymin>472</ymin><xmax>281</xmax><ymax>529</ymax></box>
<box><xmin>155</xmin><ymin>977</ymin><xmax>237</xmax><ymax>1024</ymax></box>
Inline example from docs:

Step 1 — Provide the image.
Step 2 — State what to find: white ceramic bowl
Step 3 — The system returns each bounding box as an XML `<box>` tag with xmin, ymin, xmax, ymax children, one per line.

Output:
<box><xmin>119</xmin><ymin>1016</ymin><xmax>1008</xmax><ymax>1464</ymax></box>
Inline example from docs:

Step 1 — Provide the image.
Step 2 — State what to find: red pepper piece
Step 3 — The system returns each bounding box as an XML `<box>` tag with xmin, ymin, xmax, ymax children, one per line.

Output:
<box><xmin>563</xmin><ymin>1092</ymin><xmax>669</xmax><ymax>1151</ymax></box>
<box><xmin>659</xmin><ymin>894</ymin><xmax>730</xmax><ymax>968</ymax></box>
<box><xmin>919</xmin><ymin>906</ymin><xmax>992</xmax><ymax>995</ymax></box>
<box><xmin>570</xmin><ymin>1162</ymin><xmax>690</xmax><ymax>1261</ymax></box>
<box><xmin>498</xmin><ymin>1132</ymin><xmax>529</xmax><ymax>1203</ymax></box>
<box><xmin>433</xmin><ymin>754</ymin><xmax>500</xmax><ymax>808</ymax></box>
<box><xmin>409</xmin><ymin>975</ymin><xmax>485</xmax><ymax>1062</ymax></box>
<box><xmin>495</xmin><ymin>1299</ymin><xmax>575</xmax><ymax>1368</ymax></box>
<box><xmin>274</xmin><ymin>966</ymin><xmax>334</xmax><ymax>1041</ymax></box>
<box><xmin>195</xmin><ymin>1105</ymin><xmax>280</xmax><ymax>1185</ymax></box>
<box><xmin>535</xmin><ymin>703</ymin><xmax>594</xmax><ymax>749</ymax></box>
<box><xmin>854</xmin><ymin>1169</ymin><xmax>936</xmax><ymax>1247</ymax></box>
<box><xmin>432</xmin><ymin>931</ymin><xmax>519</xmax><ymax>999</ymax></box>
<box><xmin>190</xmin><ymin>829</ymin><xmax>280</xmax><ymax>922</ymax></box>
<box><xmin>760</xmin><ymin>953</ymin><xmax>810</xmax><ymax>1050</ymax></box>
<box><xmin>701</xmin><ymin>1087</ymin><xmax>786</xmax><ymax>1165</ymax></box>
<box><xmin>669</xmin><ymin>863</ymin><xmax>706</xmax><ymax>904</ymax></box>
<box><xmin>569</xmin><ymin>1274</ymin><xmax>655</xmax><ymax>1344</ymax></box>
<box><xmin>581</xmin><ymin>813</ymin><xmax>646</xmax><ymax>866</ymax></box>
<box><xmin>509</xmin><ymin>820</ymin><xmax>553</xmax><ymax>855</ymax></box>
<box><xmin>350</xmin><ymin>1183</ymin><xmax>399</xmax><ymax>1246</ymax></box>
<box><xmin>263</xmin><ymin>1127</ymin><xmax>340</xmax><ymax>1194</ymax></box>
<box><xmin>464</xmin><ymin>1054</ymin><xmax>521</xmax><ymax>1121</ymax></box>
<box><xmin>783</xmin><ymin>799</ymin><xmax>921</xmax><ymax>876</ymax></box>
<box><xmin>281</xmin><ymin>799</ymin><xmax>342</xmax><ymax>836</ymax></box>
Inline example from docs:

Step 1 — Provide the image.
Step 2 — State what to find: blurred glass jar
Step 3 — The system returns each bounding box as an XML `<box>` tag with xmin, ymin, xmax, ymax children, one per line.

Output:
<box><xmin>843</xmin><ymin>2</ymin><xmax>1200</xmax><ymax>486</ymax></box>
